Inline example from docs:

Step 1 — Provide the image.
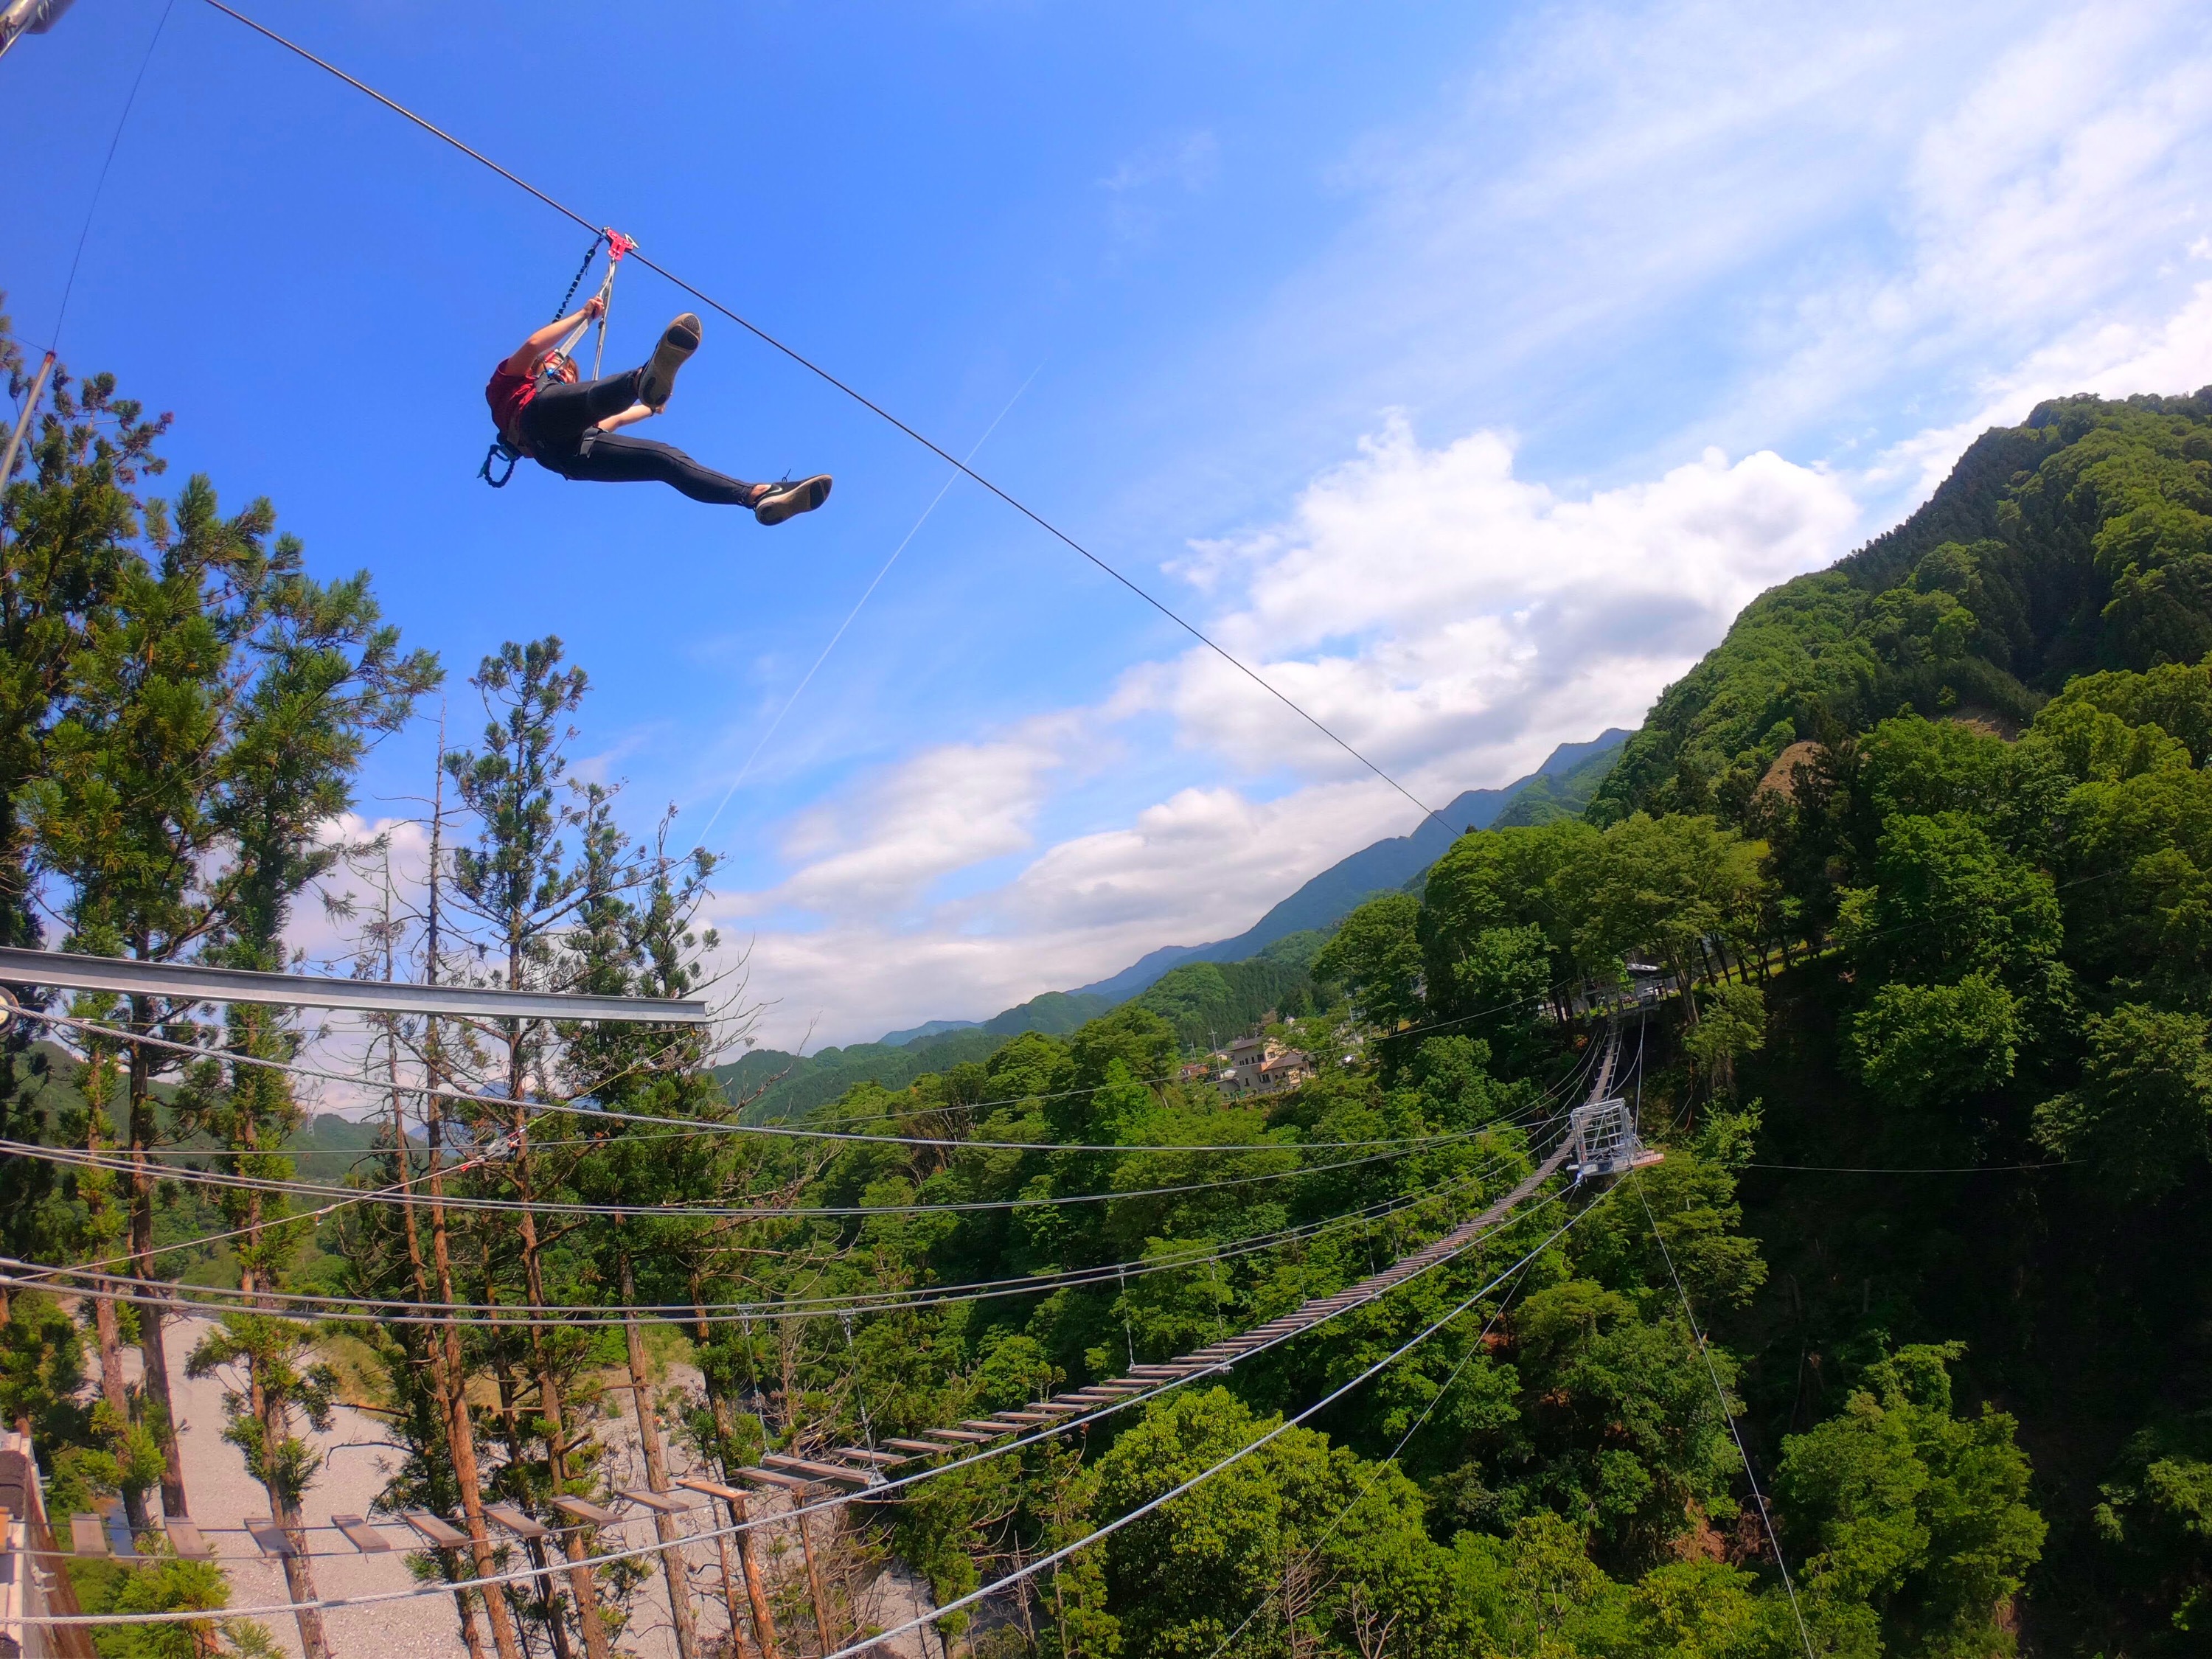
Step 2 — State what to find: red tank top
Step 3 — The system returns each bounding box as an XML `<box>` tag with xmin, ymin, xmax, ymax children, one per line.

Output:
<box><xmin>485</xmin><ymin>364</ymin><xmax>540</xmax><ymax>443</ymax></box>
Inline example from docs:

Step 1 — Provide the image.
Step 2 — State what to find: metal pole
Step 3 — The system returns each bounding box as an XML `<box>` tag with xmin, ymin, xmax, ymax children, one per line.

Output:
<box><xmin>0</xmin><ymin>0</ymin><xmax>77</xmax><ymax>62</ymax></box>
<box><xmin>0</xmin><ymin>352</ymin><xmax>55</xmax><ymax>509</ymax></box>
<box><xmin>0</xmin><ymin>944</ymin><xmax>710</xmax><ymax>1023</ymax></box>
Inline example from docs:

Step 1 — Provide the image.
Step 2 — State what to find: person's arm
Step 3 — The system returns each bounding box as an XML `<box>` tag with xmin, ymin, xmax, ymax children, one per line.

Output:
<box><xmin>498</xmin><ymin>295</ymin><xmax>604</xmax><ymax>376</ymax></box>
<box><xmin>592</xmin><ymin>403</ymin><xmax>655</xmax><ymax>434</ymax></box>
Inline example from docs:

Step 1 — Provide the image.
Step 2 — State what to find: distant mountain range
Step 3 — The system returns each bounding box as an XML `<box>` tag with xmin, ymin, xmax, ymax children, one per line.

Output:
<box><xmin>877</xmin><ymin>728</ymin><xmax>1631</xmax><ymax>1042</ymax></box>
<box><xmin>720</xmin><ymin>728</ymin><xmax>1629</xmax><ymax>1119</ymax></box>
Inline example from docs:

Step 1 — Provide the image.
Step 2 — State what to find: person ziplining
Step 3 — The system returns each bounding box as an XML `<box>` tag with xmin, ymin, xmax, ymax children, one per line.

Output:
<box><xmin>483</xmin><ymin>230</ymin><xmax>831</xmax><ymax>524</ymax></box>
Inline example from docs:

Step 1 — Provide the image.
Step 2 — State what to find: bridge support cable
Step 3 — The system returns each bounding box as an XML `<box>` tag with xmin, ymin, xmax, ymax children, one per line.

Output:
<box><xmin>0</xmin><ymin>1149</ymin><xmax>1530</xmax><ymax>1332</ymax></box>
<box><xmin>1637</xmin><ymin>1178</ymin><xmax>1818</xmax><ymax>1659</ymax></box>
<box><xmin>815</xmin><ymin>1194</ymin><xmax>1613</xmax><ymax>1659</ymax></box>
<box><xmin>4</xmin><ymin>1085</ymin><xmax>1589</xmax><ymax>1630</ymax></box>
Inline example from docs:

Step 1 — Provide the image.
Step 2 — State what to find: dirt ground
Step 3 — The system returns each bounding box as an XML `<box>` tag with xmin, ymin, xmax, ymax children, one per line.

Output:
<box><xmin>115</xmin><ymin>1316</ymin><xmax>941</xmax><ymax>1659</ymax></box>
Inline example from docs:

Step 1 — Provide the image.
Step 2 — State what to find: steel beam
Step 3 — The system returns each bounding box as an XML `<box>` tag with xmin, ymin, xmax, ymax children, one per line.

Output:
<box><xmin>0</xmin><ymin>946</ymin><xmax>709</xmax><ymax>1025</ymax></box>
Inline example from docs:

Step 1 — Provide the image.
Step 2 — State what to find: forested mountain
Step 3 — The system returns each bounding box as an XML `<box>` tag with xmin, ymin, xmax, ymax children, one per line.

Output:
<box><xmin>873</xmin><ymin>730</ymin><xmax>1630</xmax><ymax>1049</ymax></box>
<box><xmin>1070</xmin><ymin>730</ymin><xmax>1630</xmax><ymax>1004</ymax></box>
<box><xmin>724</xmin><ymin>953</ymin><xmax>1327</xmax><ymax>1119</ymax></box>
<box><xmin>12</xmin><ymin>301</ymin><xmax>2212</xmax><ymax>1659</ymax></box>
<box><xmin>1590</xmin><ymin>390</ymin><xmax>2212</xmax><ymax>825</ymax></box>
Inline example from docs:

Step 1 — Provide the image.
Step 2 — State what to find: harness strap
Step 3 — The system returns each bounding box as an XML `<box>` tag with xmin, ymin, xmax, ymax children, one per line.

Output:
<box><xmin>483</xmin><ymin>229</ymin><xmax>634</xmax><ymax>490</ymax></box>
<box><xmin>479</xmin><ymin>438</ymin><xmax>523</xmax><ymax>489</ymax></box>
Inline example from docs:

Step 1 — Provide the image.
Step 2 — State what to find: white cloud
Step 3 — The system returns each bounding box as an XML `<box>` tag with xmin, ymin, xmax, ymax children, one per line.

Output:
<box><xmin>703</xmin><ymin>0</ymin><xmax>2212</xmax><ymax>1053</ymax></box>
<box><xmin>1153</xmin><ymin>420</ymin><xmax>1857</xmax><ymax>788</ymax></box>
<box><xmin>1870</xmin><ymin>280</ymin><xmax>2212</xmax><ymax>501</ymax></box>
<box><xmin>714</xmin><ymin>422</ymin><xmax>1860</xmax><ymax>1050</ymax></box>
<box><xmin>1101</xmin><ymin>130</ymin><xmax>1221</xmax><ymax>248</ymax></box>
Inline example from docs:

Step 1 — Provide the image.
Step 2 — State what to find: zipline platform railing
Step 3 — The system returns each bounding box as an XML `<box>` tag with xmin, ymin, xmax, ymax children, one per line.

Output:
<box><xmin>0</xmin><ymin>946</ymin><xmax>710</xmax><ymax>1025</ymax></box>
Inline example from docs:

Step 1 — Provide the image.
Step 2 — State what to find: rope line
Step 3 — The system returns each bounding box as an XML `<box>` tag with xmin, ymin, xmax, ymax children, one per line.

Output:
<box><xmin>1202</xmin><ymin>1248</ymin><xmax>1543</xmax><ymax>1657</ymax></box>
<box><xmin>815</xmin><ymin>1196</ymin><xmax>1605</xmax><ymax>1659</ymax></box>
<box><xmin>1637</xmin><ymin>1177</ymin><xmax>1818</xmax><ymax>1659</ymax></box>
<box><xmin>34</xmin><ymin>1008</ymin><xmax>1465</xmax><ymax>1154</ymax></box>
<box><xmin>49</xmin><ymin>0</ymin><xmax>176</xmax><ymax>350</ymax></box>
<box><xmin>699</xmin><ymin>362</ymin><xmax>1045</xmax><ymax>840</ymax></box>
<box><xmin>1</xmin><ymin>1147</ymin><xmax>1537</xmax><ymax>1329</ymax></box>
<box><xmin>4</xmin><ymin>1161</ymin><xmax>1578</xmax><ymax>1627</ymax></box>
<box><xmin>0</xmin><ymin>1110</ymin><xmax>1510</xmax><ymax>1220</ymax></box>
<box><xmin>188</xmin><ymin>0</ymin><xmax>1449</xmax><ymax>830</ymax></box>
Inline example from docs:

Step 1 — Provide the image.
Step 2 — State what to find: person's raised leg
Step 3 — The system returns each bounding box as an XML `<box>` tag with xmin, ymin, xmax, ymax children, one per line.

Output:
<box><xmin>752</xmin><ymin>473</ymin><xmax>834</xmax><ymax>525</ymax></box>
<box><xmin>554</xmin><ymin>430</ymin><xmax>759</xmax><ymax>506</ymax></box>
<box><xmin>637</xmin><ymin>314</ymin><xmax>701</xmax><ymax>411</ymax></box>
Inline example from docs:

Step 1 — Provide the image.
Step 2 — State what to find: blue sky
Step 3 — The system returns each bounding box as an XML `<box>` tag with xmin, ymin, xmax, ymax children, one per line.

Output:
<box><xmin>11</xmin><ymin>0</ymin><xmax>2212</xmax><ymax>1051</ymax></box>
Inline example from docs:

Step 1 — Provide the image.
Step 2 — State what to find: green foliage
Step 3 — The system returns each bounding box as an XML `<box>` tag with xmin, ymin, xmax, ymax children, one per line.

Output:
<box><xmin>1846</xmin><ymin>973</ymin><xmax>2020</xmax><ymax>1114</ymax></box>
<box><xmin>2045</xmin><ymin>658</ymin><xmax>2212</xmax><ymax>765</ymax></box>
<box><xmin>1574</xmin><ymin>814</ymin><xmax>1767</xmax><ymax>1000</ymax></box>
<box><xmin>2095</xmin><ymin>1410</ymin><xmax>2212</xmax><ymax>1635</ymax></box>
<box><xmin>1775</xmin><ymin>1344</ymin><xmax>2044</xmax><ymax>1658</ymax></box>
<box><xmin>0</xmin><ymin>1290</ymin><xmax>88</xmax><ymax>1442</ymax></box>
<box><xmin>1091</xmin><ymin>1388</ymin><xmax>1454</xmax><ymax>1659</ymax></box>
<box><xmin>1491</xmin><ymin>741</ymin><xmax>1626</xmax><ymax>829</ymax></box>
<box><xmin>2033</xmin><ymin>1003</ymin><xmax>2212</xmax><ymax>1201</ymax></box>
<box><xmin>1312</xmin><ymin>892</ymin><xmax>1425</xmax><ymax>1031</ymax></box>
<box><xmin>186</xmin><ymin>1316</ymin><xmax>339</xmax><ymax>1511</ymax></box>
<box><xmin>1419</xmin><ymin>821</ymin><xmax>1595</xmax><ymax>1022</ymax></box>
<box><xmin>66</xmin><ymin>1537</ymin><xmax>271</xmax><ymax>1658</ymax></box>
<box><xmin>1684</xmin><ymin>982</ymin><xmax>1766</xmax><ymax>1101</ymax></box>
<box><xmin>1132</xmin><ymin>956</ymin><xmax>1319</xmax><ymax>1051</ymax></box>
<box><xmin>1836</xmin><ymin>813</ymin><xmax>2060</xmax><ymax>987</ymax></box>
<box><xmin>1589</xmin><ymin>392</ymin><xmax>2212</xmax><ymax>828</ymax></box>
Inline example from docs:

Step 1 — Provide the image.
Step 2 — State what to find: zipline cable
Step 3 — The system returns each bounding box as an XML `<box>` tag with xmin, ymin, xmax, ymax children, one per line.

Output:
<box><xmin>188</xmin><ymin>0</ymin><xmax>1452</xmax><ymax>832</ymax></box>
<box><xmin>35</xmin><ymin>1008</ymin><xmax>1475</xmax><ymax>1153</ymax></box>
<box><xmin>48</xmin><ymin>0</ymin><xmax>175</xmax><ymax>351</ymax></box>
<box><xmin>1637</xmin><ymin>1175</ymin><xmax>1818</xmax><ymax>1659</ymax></box>
<box><xmin>2</xmin><ymin>1146</ymin><xmax>1537</xmax><ymax>1329</ymax></box>
<box><xmin>699</xmin><ymin>361</ymin><xmax>1046</xmax><ymax>841</ymax></box>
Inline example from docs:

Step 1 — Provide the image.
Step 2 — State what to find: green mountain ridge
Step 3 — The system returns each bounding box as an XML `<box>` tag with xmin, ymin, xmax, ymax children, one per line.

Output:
<box><xmin>719</xmin><ymin>742</ymin><xmax>1630</xmax><ymax>1119</ymax></box>
<box><xmin>1590</xmin><ymin>389</ymin><xmax>2212</xmax><ymax>824</ymax></box>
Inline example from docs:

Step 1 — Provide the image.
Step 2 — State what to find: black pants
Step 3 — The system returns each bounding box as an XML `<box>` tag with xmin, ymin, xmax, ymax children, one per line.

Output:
<box><xmin>518</xmin><ymin>367</ymin><xmax>757</xmax><ymax>505</ymax></box>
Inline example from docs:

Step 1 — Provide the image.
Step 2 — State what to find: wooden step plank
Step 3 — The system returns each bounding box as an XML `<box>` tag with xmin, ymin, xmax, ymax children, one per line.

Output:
<box><xmin>484</xmin><ymin>1502</ymin><xmax>550</xmax><ymax>1540</ymax></box>
<box><xmin>761</xmin><ymin>1453</ymin><xmax>876</xmax><ymax>1486</ymax></box>
<box><xmin>676</xmin><ymin>1475</ymin><xmax>747</xmax><ymax>1505</ymax></box>
<box><xmin>403</xmin><ymin>1510</ymin><xmax>471</xmax><ymax>1549</ymax></box>
<box><xmin>737</xmin><ymin>1467</ymin><xmax>814</xmax><ymax>1493</ymax></box>
<box><xmin>330</xmin><ymin>1514</ymin><xmax>397</xmax><ymax>1554</ymax></box>
<box><xmin>549</xmin><ymin>1495</ymin><xmax>625</xmax><ymax>1527</ymax></box>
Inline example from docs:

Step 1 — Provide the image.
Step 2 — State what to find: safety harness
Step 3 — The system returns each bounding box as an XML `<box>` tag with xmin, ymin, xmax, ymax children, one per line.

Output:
<box><xmin>480</xmin><ymin>229</ymin><xmax>636</xmax><ymax>487</ymax></box>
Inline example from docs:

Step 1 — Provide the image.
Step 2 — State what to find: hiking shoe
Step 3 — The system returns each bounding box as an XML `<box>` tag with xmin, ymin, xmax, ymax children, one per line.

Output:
<box><xmin>754</xmin><ymin>473</ymin><xmax>832</xmax><ymax>525</ymax></box>
<box><xmin>638</xmin><ymin>313</ymin><xmax>701</xmax><ymax>411</ymax></box>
